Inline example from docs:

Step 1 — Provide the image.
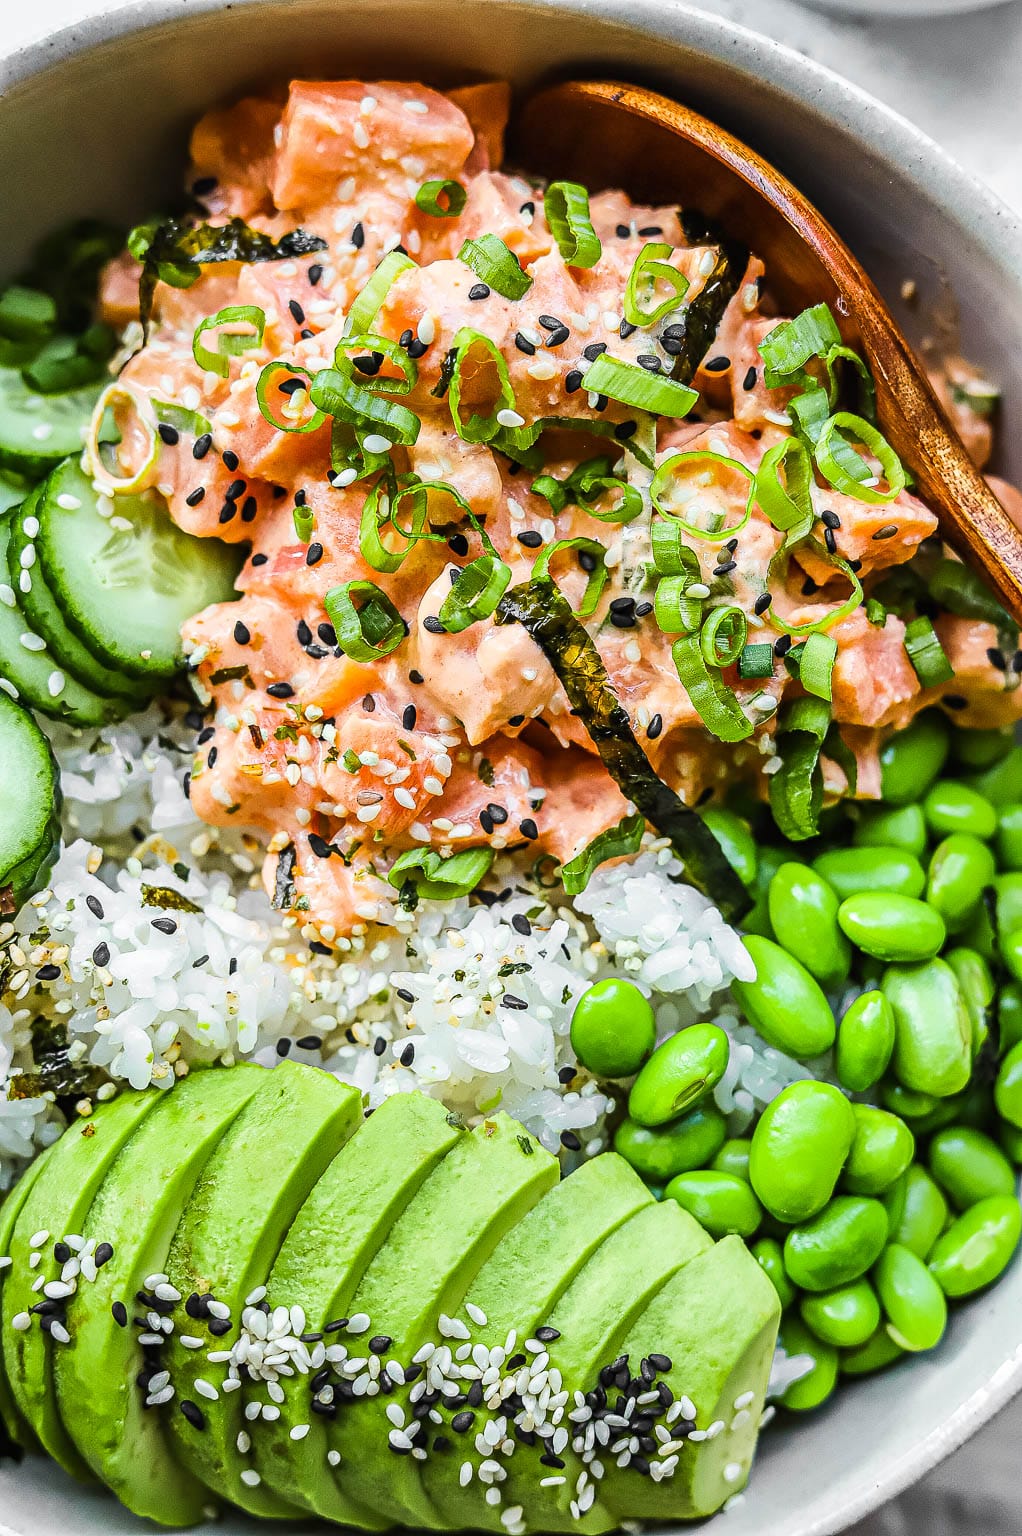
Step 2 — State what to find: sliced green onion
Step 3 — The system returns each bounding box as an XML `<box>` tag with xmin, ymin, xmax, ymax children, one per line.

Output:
<box><xmin>543</xmin><ymin>182</ymin><xmax>601</xmax><ymax>269</ymax></box>
<box><xmin>623</xmin><ymin>243</ymin><xmax>690</xmax><ymax>329</ymax></box>
<box><xmin>447</xmin><ymin>326</ymin><xmax>516</xmax><ymax>444</ymax></box>
<box><xmin>671</xmin><ymin>634</ymin><xmax>754</xmax><ymax>742</ymax></box>
<box><xmin>650</xmin><ymin>517</ymin><xmax>701</xmax><ymax>582</ymax></box>
<box><xmin>789</xmin><ymin>382</ymin><xmax>833</xmax><ymax>447</ymax></box>
<box><xmin>358</xmin><ymin>477</ymin><xmax>416</xmax><ymax>573</ymax></box>
<box><xmin>414</xmin><ymin>179</ymin><xmax>467</xmax><ymax>218</ymax></box>
<box><xmin>192</xmin><ymin>304</ymin><xmax>265</xmax><ymax>378</ymax></box>
<box><xmin>574</xmin><ymin>470</ymin><xmax>643</xmax><ymax>525</ymax></box>
<box><xmin>654</xmin><ymin>576</ymin><xmax>703</xmax><ymax>636</ymax></box>
<box><xmin>438</xmin><ymin>554</ymin><xmax>512</xmax><ymax>634</ymax></box>
<box><xmin>87</xmin><ymin>381</ymin><xmax>159</xmax><ymax>495</ymax></box>
<box><xmin>769</xmin><ymin>695</ymin><xmax>832</xmax><ymax>841</ymax></box>
<box><xmin>388</xmin><ymin>846</ymin><xmax>493</xmax><ymax>900</ymax></box>
<box><xmin>758</xmin><ymin>303</ymin><xmax>842</xmax><ymax>387</ymax></box>
<box><xmin>389</xmin><ymin>477</ymin><xmax>481</xmax><ymax>546</ymax></box>
<box><xmin>754</xmin><ymin>438</ymin><xmax>815</xmax><ymax>537</ymax></box>
<box><xmin>928</xmin><ymin>557</ymin><xmax>1012</xmax><ymax>630</ymax></box>
<box><xmin>293</xmin><ymin>504</ymin><xmax>314</xmax><ymax>543</ymax></box>
<box><xmin>815</xmin><ymin>412</ymin><xmax>906</xmax><ymax>503</ymax></box>
<box><xmin>256</xmin><ymin>362</ymin><xmax>327</xmax><ymax>434</ymax></box>
<box><xmin>457</xmin><ymin>235</ymin><xmax>532</xmax><ymax>300</ymax></box>
<box><xmin>738</xmin><ymin>643</ymin><xmax>774</xmax><ymax>679</ymax></box>
<box><xmin>582</xmin><ymin>353</ymin><xmax>698</xmax><ymax>418</ymax></box>
<box><xmin>650</xmin><ymin>450</ymin><xmax>754</xmax><ymax>543</ymax></box>
<box><xmin>824</xmin><ymin>344</ymin><xmax>877</xmax><ymax>422</ymax></box>
<box><xmin>798</xmin><ymin>631</ymin><xmax>838</xmax><ymax>701</ymax></box>
<box><xmin>904</xmin><ymin>616</ymin><xmax>955</xmax><ymax>687</ymax></box>
<box><xmin>311</xmin><ymin>367</ymin><xmax>420</xmax><ymax>447</ymax></box>
<box><xmin>771</xmin><ymin>542</ymin><xmax>863</xmax><ymax>637</ymax></box>
<box><xmin>531</xmin><ymin>473</ymin><xmax>569</xmax><ymax>515</ymax></box>
<box><xmin>866</xmin><ymin>598</ymin><xmax>888</xmax><ymax>628</ymax></box>
<box><xmin>324</xmin><ymin>580</ymin><xmax>407</xmax><ymax>663</ymax></box>
<box><xmin>345</xmin><ymin>250</ymin><xmax>417</xmax><ymax>336</ymax></box>
<box><xmin>533</xmin><ymin>538</ymin><xmax>608</xmax><ymax>619</ymax></box>
<box><xmin>700</xmin><ymin>604</ymin><xmax>747</xmax><ymax>668</ymax></box>
<box><xmin>333</xmin><ymin>332</ymin><xmax>417</xmax><ymax>395</ymax></box>
<box><xmin>561</xmin><ymin>812</ymin><xmax>645</xmax><ymax>896</ymax></box>
<box><xmin>152</xmin><ymin>399</ymin><xmax>213</xmax><ymax>439</ymax></box>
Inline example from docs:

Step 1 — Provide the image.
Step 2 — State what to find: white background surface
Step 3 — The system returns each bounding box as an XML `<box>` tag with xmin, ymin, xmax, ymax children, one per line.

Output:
<box><xmin>7</xmin><ymin>0</ymin><xmax>1022</xmax><ymax>1530</ymax></box>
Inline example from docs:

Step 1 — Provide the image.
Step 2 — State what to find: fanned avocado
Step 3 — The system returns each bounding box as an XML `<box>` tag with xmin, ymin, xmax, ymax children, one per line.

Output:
<box><xmin>424</xmin><ymin>1152</ymin><xmax>654</xmax><ymax>1528</ymax></box>
<box><xmin>256</xmin><ymin>1091</ymin><xmax>463</xmax><ymax>1524</ymax></box>
<box><xmin>328</xmin><ymin>1113</ymin><xmax>559</xmax><ymax>1529</ymax></box>
<box><xmin>2</xmin><ymin>1089</ymin><xmax>158</xmax><ymax>1479</ymax></box>
<box><xmin>0</xmin><ymin>1137</ymin><xmax>58</xmax><ymax>1450</ymax></box>
<box><xmin>53</xmin><ymin>1065</ymin><xmax>264</xmax><ymax>1526</ymax></box>
<box><xmin>163</xmin><ymin>1061</ymin><xmax>361</xmax><ymax>1519</ymax></box>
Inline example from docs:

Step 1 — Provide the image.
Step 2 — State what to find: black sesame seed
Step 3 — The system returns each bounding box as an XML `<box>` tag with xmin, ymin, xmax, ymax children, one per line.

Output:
<box><xmin>233</xmin><ymin>621</ymin><xmax>251</xmax><ymax>645</ymax></box>
<box><xmin>486</xmin><ymin>803</ymin><xmax>509</xmax><ymax>825</ymax></box>
<box><xmin>637</xmin><ymin>354</ymin><xmax>661</xmax><ymax>372</ymax></box>
<box><xmin>306</xmin><ymin>543</ymin><xmax>324</xmax><ymax>566</ymax></box>
<box><xmin>703</xmin><ymin>355</ymin><xmax>731</xmax><ymax>373</ymax></box>
<box><xmin>275</xmin><ymin>1038</ymin><xmax>292</xmax><ymax>1058</ymax></box>
<box><xmin>407</xmin><ymin>338</ymin><xmax>428</xmax><ymax>359</ymax></box>
<box><xmin>151</xmin><ymin>917</ymin><xmax>177</xmax><ymax>936</ymax></box>
<box><xmin>872</xmin><ymin>524</ymin><xmax>899</xmax><ymax>541</ymax></box>
<box><xmin>324</xmin><ymin>1318</ymin><xmax>349</xmax><ymax>1334</ymax></box>
<box><xmin>86</xmin><ymin>894</ymin><xmax>105</xmax><ymax>920</ymax></box>
<box><xmin>296</xmin><ymin>618</ymin><xmax>312</xmax><ymax>646</ymax></box>
<box><xmin>36</xmin><ymin>963</ymin><xmax>60</xmax><ymax>981</ymax></box>
<box><xmin>363</xmin><ymin>693</ymin><xmax>376</xmax><ymax>712</ymax></box>
<box><xmin>112</xmin><ymin>1301</ymin><xmax>128</xmax><ymax>1327</ymax></box>
<box><xmin>987</xmin><ymin>647</ymin><xmax>1007</xmax><ymax>669</ymax></box>
<box><xmin>184</xmin><ymin>1293</ymin><xmax>205</xmax><ymax>1320</ymax></box>
<box><xmin>820</xmin><ymin>509</ymin><xmax>841</xmax><ymax>530</ymax></box>
<box><xmin>519</xmin><ymin>818</ymin><xmax>539</xmax><ymax>840</ymax></box>
<box><xmin>754</xmin><ymin>592</ymin><xmax>773</xmax><ymax>614</ymax></box>
<box><xmin>557</xmin><ymin>1065</ymin><xmax>575</xmax><ymax>1084</ymax></box>
<box><xmin>225</xmin><ymin>478</ymin><xmax>245</xmax><ymax>501</ymax></box>
<box><xmin>614</xmin><ymin>420</ymin><xmax>638</xmax><ymax>440</ymax></box>
<box><xmin>517</xmin><ymin>530</ymin><xmax>543</xmax><ymax>548</ymax></box>
<box><xmin>468</xmin><ymin>282</ymin><xmax>490</xmax><ymax>301</ymax></box>
<box><xmin>241</xmin><ymin>496</ymin><xmax>258</xmax><ymax>523</ymax></box>
<box><xmin>402</xmin><ymin>704</ymin><xmax>417</xmax><ymax>730</ymax></box>
<box><xmin>180</xmin><ymin>1400</ymin><xmax>206</xmax><ymax>1431</ymax></box>
<box><xmin>646</xmin><ymin>713</ymin><xmax>663</xmax><ymax>740</ymax></box>
<box><xmin>409</xmin><ymin>669</ymin><xmax>424</xmax><ymax>685</ymax></box>
<box><xmin>774</xmin><ymin>634</ymin><xmax>793</xmax><ymax>657</ymax></box>
<box><xmin>373</xmin><ymin>1037</ymin><xmax>387</xmax><ymax>1057</ymax></box>
<box><xmin>222</xmin><ymin>450</ymin><xmax>240</xmax><ymax>472</ymax></box>
<box><xmin>158</xmin><ymin>423</ymin><xmax>179</xmax><ymax>446</ymax></box>
<box><xmin>502</xmin><ymin>995</ymin><xmax>528</xmax><ymax>1011</ymax></box>
<box><xmin>713</xmin><ymin>559</ymin><xmax>737</xmax><ymax>576</ymax></box>
<box><xmin>185</xmin><ymin>487</ymin><xmax>206</xmax><ymax>507</ymax></box>
<box><xmin>92</xmin><ymin>942</ymin><xmax>111</xmax><ymax>967</ymax></box>
<box><xmin>208</xmin><ymin>1317</ymin><xmax>232</xmax><ymax>1338</ymax></box>
<box><xmin>251</xmin><ymin>552</ymin><xmax>268</xmax><ymax>566</ymax></box>
<box><xmin>564</xmin><ymin>369</ymin><xmax>583</xmax><ymax>393</ymax></box>
<box><xmin>447</xmin><ymin>532</ymin><xmax>469</xmax><ymax>556</ymax></box>
<box><xmin>535</xmin><ymin>1325</ymin><xmax>561</xmax><ymax>1342</ymax></box>
<box><xmin>743</xmin><ymin>366</ymin><xmax>758</xmax><ymax>391</ymax></box>
<box><xmin>351</xmin><ymin>221</ymin><xmax>365</xmax><ymax>249</ymax></box>
<box><xmin>634</xmin><ymin>601</ymin><xmax>653</xmax><ymax>618</ymax></box>
<box><xmin>192</xmin><ymin>175</ymin><xmax>217</xmax><ymax>196</ymax></box>
<box><xmin>560</xmin><ymin>1130</ymin><xmax>581</xmax><ymax>1151</ymax></box>
<box><xmin>309</xmin><ymin>834</ymin><xmax>334</xmax><ymax>860</ymax></box>
<box><xmin>615</xmin><ymin>223</ymin><xmax>631</xmax><ymax>238</ymax></box>
<box><xmin>582</xmin><ymin>342</ymin><xmax>607</xmax><ymax>361</ymax></box>
<box><xmin>545</xmin><ymin>324</ymin><xmax>570</xmax><ymax>347</ymax></box>
<box><xmin>661</xmin><ymin>336</ymin><xmax>683</xmax><ymax>356</ymax></box>
<box><xmin>308</xmin><ymin>263</ymin><xmax>323</xmax><ymax>286</ymax></box>
<box><xmin>296</xmin><ymin>1034</ymin><xmax>322</xmax><ymax>1051</ymax></box>
<box><xmin>512</xmin><ymin>913</ymin><xmax>532</xmax><ymax>936</ymax></box>
<box><xmin>52</xmin><ymin>1241</ymin><xmax>72</xmax><ymax>1264</ymax></box>
<box><xmin>309</xmin><ymin>940</ymin><xmax>332</xmax><ymax>957</ymax></box>
<box><xmin>218</xmin><ymin>502</ymin><xmax>236</xmax><ymax>525</ymax></box>
<box><xmin>318</xmin><ymin>622</ymin><xmax>337</xmax><ymax>646</ymax></box>
<box><xmin>451</xmin><ymin>1410</ymin><xmax>475</xmax><ymax>1433</ymax></box>
<box><xmin>648</xmin><ymin>1352</ymin><xmax>672</xmax><ymax>1372</ymax></box>
<box><xmin>519</xmin><ymin>201</ymin><xmax>535</xmax><ymax>216</ymax></box>
<box><xmin>399</xmin><ymin>1042</ymin><xmax>415</xmax><ymax>1067</ymax></box>
<box><xmin>823</xmin><ymin>527</ymin><xmax>838</xmax><ymax>555</ymax></box>
<box><xmin>267</xmin><ymin>682</ymin><xmax>295</xmax><ymax>699</ymax></box>
<box><xmin>423</xmin><ymin>616</ymin><xmax>446</xmax><ymax>635</ymax></box>
<box><xmin>514</xmin><ymin>333</ymin><xmax>536</xmax><ymax>355</ymax></box>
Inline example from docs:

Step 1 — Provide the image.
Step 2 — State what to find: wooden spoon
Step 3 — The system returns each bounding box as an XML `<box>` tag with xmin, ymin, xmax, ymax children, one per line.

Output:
<box><xmin>512</xmin><ymin>79</ymin><xmax>1022</xmax><ymax>623</ymax></box>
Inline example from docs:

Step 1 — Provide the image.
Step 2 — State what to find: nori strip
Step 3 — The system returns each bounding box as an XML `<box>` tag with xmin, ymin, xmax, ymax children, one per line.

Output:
<box><xmin>495</xmin><ymin>576</ymin><xmax>750</xmax><ymax>919</ymax></box>
<box><xmin>129</xmin><ymin>216</ymin><xmax>327</xmax><ymax>335</ymax></box>
<box><xmin>273</xmin><ymin>844</ymin><xmax>297</xmax><ymax>910</ymax></box>
<box><xmin>671</xmin><ymin>235</ymin><xmax>749</xmax><ymax>388</ymax></box>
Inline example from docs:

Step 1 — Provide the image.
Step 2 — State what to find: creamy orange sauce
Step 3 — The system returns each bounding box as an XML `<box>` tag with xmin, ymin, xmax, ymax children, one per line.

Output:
<box><xmin>96</xmin><ymin>79</ymin><xmax>1022</xmax><ymax>938</ymax></box>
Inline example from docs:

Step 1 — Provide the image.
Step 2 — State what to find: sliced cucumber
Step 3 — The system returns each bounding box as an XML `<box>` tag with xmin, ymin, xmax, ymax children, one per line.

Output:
<box><xmin>10</xmin><ymin>485</ymin><xmax>148</xmax><ymax>703</ymax></box>
<box><xmin>0</xmin><ymin>512</ymin><xmax>123</xmax><ymax>725</ymax></box>
<box><xmin>4</xmin><ymin>812</ymin><xmax>61</xmax><ymax>906</ymax></box>
<box><xmin>35</xmin><ymin>458</ymin><xmax>242</xmax><ymax>681</ymax></box>
<box><xmin>0</xmin><ymin>366</ymin><xmax>100</xmax><ymax>476</ymax></box>
<box><xmin>0</xmin><ymin>690</ymin><xmax>58</xmax><ymax>888</ymax></box>
<box><xmin>0</xmin><ymin>472</ymin><xmax>31</xmax><ymax>516</ymax></box>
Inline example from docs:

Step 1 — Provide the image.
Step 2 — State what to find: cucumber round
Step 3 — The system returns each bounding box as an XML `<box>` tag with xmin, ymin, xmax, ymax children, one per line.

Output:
<box><xmin>10</xmin><ymin>484</ymin><xmax>148</xmax><ymax>703</ymax></box>
<box><xmin>0</xmin><ymin>511</ymin><xmax>124</xmax><ymax>725</ymax></box>
<box><xmin>0</xmin><ymin>690</ymin><xmax>59</xmax><ymax>887</ymax></box>
<box><xmin>35</xmin><ymin>458</ymin><xmax>242</xmax><ymax>681</ymax></box>
<box><xmin>0</xmin><ymin>367</ymin><xmax>101</xmax><ymax>477</ymax></box>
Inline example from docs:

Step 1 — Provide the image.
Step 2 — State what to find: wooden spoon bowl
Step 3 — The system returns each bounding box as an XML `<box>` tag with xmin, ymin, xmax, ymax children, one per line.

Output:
<box><xmin>512</xmin><ymin>79</ymin><xmax>1022</xmax><ymax>622</ymax></box>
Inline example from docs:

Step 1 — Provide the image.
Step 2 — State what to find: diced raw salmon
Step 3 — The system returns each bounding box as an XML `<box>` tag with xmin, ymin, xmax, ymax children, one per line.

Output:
<box><xmin>446</xmin><ymin>82</ymin><xmax>512</xmax><ymax>174</ymax></box>
<box><xmin>189</xmin><ymin>95</ymin><xmax>283</xmax><ymax>219</ymax></box>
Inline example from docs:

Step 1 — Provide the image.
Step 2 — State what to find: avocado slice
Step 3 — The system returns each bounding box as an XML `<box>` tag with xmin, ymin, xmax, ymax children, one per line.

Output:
<box><xmin>598</xmin><ymin>1236</ymin><xmax>781</xmax><ymax>1521</ymax></box>
<box><xmin>53</xmin><ymin>1064</ymin><xmax>264</xmax><ymax>1526</ymax></box>
<box><xmin>163</xmin><ymin>1060</ymin><xmax>361</xmax><ymax>1519</ymax></box>
<box><xmin>502</xmin><ymin>1199</ymin><xmax>713</xmax><ymax>1535</ymax></box>
<box><xmin>424</xmin><ymin>1151</ymin><xmax>654</xmax><ymax>1528</ymax></box>
<box><xmin>328</xmin><ymin>1113</ymin><xmax>558</xmax><ymax>1529</ymax></box>
<box><xmin>0</xmin><ymin>1136</ymin><xmax>58</xmax><ymax>1449</ymax></box>
<box><xmin>255</xmin><ymin>1091</ymin><xmax>462</xmax><ymax>1525</ymax></box>
<box><xmin>3</xmin><ymin>1088</ymin><xmax>158</xmax><ymax>1480</ymax></box>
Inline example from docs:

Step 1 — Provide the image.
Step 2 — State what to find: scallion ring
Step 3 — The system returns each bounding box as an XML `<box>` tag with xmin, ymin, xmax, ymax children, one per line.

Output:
<box><xmin>650</xmin><ymin>449</ymin><xmax>755</xmax><ymax>542</ymax></box>
<box><xmin>700</xmin><ymin>604</ymin><xmax>748</xmax><ymax>668</ymax></box>
<box><xmin>414</xmin><ymin>179</ymin><xmax>467</xmax><ymax>218</ymax></box>
<box><xmin>345</xmin><ymin>250</ymin><xmax>417</xmax><ymax>336</ymax></box>
<box><xmin>87</xmin><ymin>381</ymin><xmax>160</xmax><ymax>495</ymax></box>
<box><xmin>904</xmin><ymin>615</ymin><xmax>955</xmax><ymax>687</ymax></box>
<box><xmin>560</xmin><ymin>812</ymin><xmax>645</xmax><ymax>896</ymax></box>
<box><xmin>532</xmin><ymin>538</ymin><xmax>608</xmax><ymax>619</ymax></box>
<box><xmin>324</xmin><ymin>580</ymin><xmax>407</xmax><ymax>663</ymax></box>
<box><xmin>654</xmin><ymin>576</ymin><xmax>703</xmax><ymax>636</ymax></box>
<box><xmin>754</xmin><ymin>438</ymin><xmax>815</xmax><ymax>536</ymax></box>
<box><xmin>387</xmin><ymin>846</ymin><xmax>493</xmax><ymax>900</ymax></box>
<box><xmin>447</xmin><ymin>326</ymin><xmax>517</xmax><ymax>444</ymax></box>
<box><xmin>758</xmin><ymin>303</ymin><xmax>843</xmax><ymax>388</ymax></box>
<box><xmin>623</xmin><ymin>243</ymin><xmax>691</xmax><ymax>329</ymax></box>
<box><xmin>457</xmin><ymin>234</ymin><xmax>532</xmax><ymax>300</ymax></box>
<box><xmin>798</xmin><ymin>631</ymin><xmax>838</xmax><ymax>701</ymax></box>
<box><xmin>192</xmin><ymin>304</ymin><xmax>265</xmax><ymax>379</ymax></box>
<box><xmin>310</xmin><ymin>367</ymin><xmax>420</xmax><ymax>447</ymax></box>
<box><xmin>814</xmin><ymin>412</ymin><xmax>906</xmax><ymax>504</ymax></box>
<box><xmin>152</xmin><ymin>399</ymin><xmax>213</xmax><ymax>441</ymax></box>
<box><xmin>333</xmin><ymin>332</ymin><xmax>418</xmax><ymax>395</ymax></box>
<box><xmin>771</xmin><ymin>542</ymin><xmax>864</xmax><ymax>637</ymax></box>
<box><xmin>256</xmin><ymin>362</ymin><xmax>327</xmax><ymax>434</ymax></box>
<box><xmin>650</xmin><ymin>517</ymin><xmax>701</xmax><ymax>582</ymax></box>
<box><xmin>671</xmin><ymin>634</ymin><xmax>754</xmax><ymax>742</ymax></box>
<box><xmin>438</xmin><ymin>554</ymin><xmax>512</xmax><ymax>634</ymax></box>
<box><xmin>543</xmin><ymin>181</ymin><xmax>602</xmax><ymax>269</ymax></box>
<box><xmin>582</xmin><ymin>353</ymin><xmax>698</xmax><ymax>418</ymax></box>
<box><xmin>358</xmin><ymin>477</ymin><xmax>419</xmax><ymax>573</ymax></box>
<box><xmin>293</xmin><ymin>504</ymin><xmax>314</xmax><ymax>543</ymax></box>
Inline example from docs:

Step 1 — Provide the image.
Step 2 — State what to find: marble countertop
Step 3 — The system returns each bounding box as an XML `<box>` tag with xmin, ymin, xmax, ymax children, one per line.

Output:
<box><xmin>10</xmin><ymin>0</ymin><xmax>1022</xmax><ymax>1530</ymax></box>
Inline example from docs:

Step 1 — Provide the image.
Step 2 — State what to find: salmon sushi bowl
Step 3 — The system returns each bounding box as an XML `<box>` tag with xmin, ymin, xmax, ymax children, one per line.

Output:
<box><xmin>0</xmin><ymin>67</ymin><xmax>1021</xmax><ymax>1535</ymax></box>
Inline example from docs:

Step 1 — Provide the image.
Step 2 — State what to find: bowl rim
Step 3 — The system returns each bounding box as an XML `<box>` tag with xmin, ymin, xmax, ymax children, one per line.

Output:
<box><xmin>0</xmin><ymin>2</ymin><xmax>1020</xmax><ymax>1532</ymax></box>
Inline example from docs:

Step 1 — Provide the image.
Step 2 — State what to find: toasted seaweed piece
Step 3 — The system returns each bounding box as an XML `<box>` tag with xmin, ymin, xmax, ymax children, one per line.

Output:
<box><xmin>496</xmin><ymin>576</ymin><xmax>750</xmax><ymax>919</ymax></box>
<box><xmin>671</xmin><ymin>235</ymin><xmax>748</xmax><ymax>388</ymax></box>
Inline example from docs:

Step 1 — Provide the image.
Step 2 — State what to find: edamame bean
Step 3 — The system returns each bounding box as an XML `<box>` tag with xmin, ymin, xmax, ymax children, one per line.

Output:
<box><xmin>664</xmin><ymin>1170</ymin><xmax>762</xmax><ymax>1239</ymax></box>
<box><xmin>627</xmin><ymin>1024</ymin><xmax>730</xmax><ymax>1127</ymax></box>
<box><xmin>800</xmin><ymin>1279</ymin><xmax>881</xmax><ymax>1349</ymax></box>
<box><xmin>928</xmin><ymin>1126</ymin><xmax>1016</xmax><ymax>1209</ymax></box>
<box><xmin>853</xmin><ymin>803</ymin><xmax>928</xmax><ymax>857</ymax></box>
<box><xmin>570</xmin><ymin>978</ymin><xmax>656</xmax><ymax>1079</ymax></box>
<box><xmin>959</xmin><ymin>900</ymin><xmax>997</xmax><ymax>963</ymax></box>
<box><xmin>883</xmin><ymin>958</ymin><xmax>972</xmax><ymax>1098</ymax></box>
<box><xmin>843</xmin><ymin>1106</ymin><xmax>914</xmax><ymax>1196</ymax></box>
<box><xmin>750</xmin><ymin>1082</ymin><xmax>855</xmax><ymax>1223</ymax></box>
<box><xmin>996</xmin><ymin>804</ymin><xmax>1022</xmax><ymax>872</ymax></box>
<box><xmin>701</xmin><ymin>806</ymin><xmax>758</xmax><ymax>889</ymax></box>
<box><xmin>891</xmin><ymin>1165</ymin><xmax>949</xmax><ymax>1261</ymax></box>
<box><xmin>1002</xmin><ymin>929</ymin><xmax>1022</xmax><ymax>985</ymax></box>
<box><xmin>741</xmin><ymin>844</ymin><xmax>790</xmax><ymax>941</ymax></box>
<box><xmin>1000</xmin><ymin>983</ymin><xmax>1022</xmax><ymax>1057</ymax></box>
<box><xmin>840</xmin><ymin>1326</ymin><xmax>905</xmax><ymax>1376</ymax></box>
<box><xmin>813</xmin><ymin>846</ymin><xmax>926</xmax><ymax>902</ymax></box>
<box><xmin>1000</xmin><ymin>1124</ymin><xmax>1022</xmax><ymax>1166</ymax></box>
<box><xmin>996</xmin><ymin>875</ymin><xmax>1022</xmax><ymax>945</ymax></box>
<box><xmin>879</xmin><ymin>1082</ymin><xmax>939</xmax><ymax>1120</ymax></box>
<box><xmin>613</xmin><ymin>1104</ymin><xmax>728</xmax><ymax>1182</ymax></box>
<box><xmin>995</xmin><ymin>1041</ymin><xmax>1022</xmax><ymax>1130</ymax></box>
<box><xmin>879</xmin><ymin>710</ymin><xmax>949</xmax><ymax>805</ymax></box>
<box><xmin>923</xmin><ymin>780</ymin><xmax>997</xmax><ymax>840</ymax></box>
<box><xmin>836</xmin><ymin>990</ymin><xmax>895</xmax><ymax>1093</ymax></box>
<box><xmin>838</xmin><ymin>893</ymin><xmax>946</xmax><ymax>963</ymax></box>
<box><xmin>882</xmin><ymin>1171</ymin><xmax>908</xmax><ymax>1235</ymax></box>
<box><xmin>783</xmin><ymin>1196</ymin><xmax>889</xmax><ymax>1291</ymax></box>
<box><xmin>752</xmin><ymin>1237</ymin><xmax>797</xmax><ymax>1310</ymax></box>
<box><xmin>777</xmin><ymin>1317</ymin><xmax>839</xmax><ymax>1412</ymax></box>
<box><xmin>952</xmin><ymin>727</ymin><xmax>1014</xmax><ymax>770</ymax></box>
<box><xmin>926</xmin><ymin>835</ymin><xmax>997</xmax><ymax>934</ymax></box>
<box><xmin>732</xmin><ymin>937</ymin><xmax>836</xmax><ymax>1059</ymax></box>
<box><xmin>945</xmin><ymin>947</ymin><xmax>994</xmax><ymax>1057</ymax></box>
<box><xmin>767</xmin><ymin>863</ymin><xmax>851</xmax><ymax>990</ymax></box>
<box><xmin>874</xmin><ymin>1243</ymin><xmax>947</xmax><ymax>1352</ymax></box>
<box><xmin>927</xmin><ymin>1196</ymin><xmax>1022</xmax><ymax>1298</ymax></box>
<box><xmin>712</xmin><ymin>1138</ymin><xmax>752</xmax><ymax>1180</ymax></box>
<box><xmin>965</xmin><ymin>745</ymin><xmax>1022</xmax><ymax>808</ymax></box>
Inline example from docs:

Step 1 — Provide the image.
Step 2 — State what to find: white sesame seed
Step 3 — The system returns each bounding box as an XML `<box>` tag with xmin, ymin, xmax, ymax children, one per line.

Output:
<box><xmin>239</xmin><ymin>1469</ymin><xmax>261</xmax><ymax>1488</ymax></box>
<box><xmin>194</xmin><ymin>1379</ymin><xmax>219</xmax><ymax>1401</ymax></box>
<box><xmin>362</xmin><ymin>433</ymin><xmax>392</xmax><ymax>455</ymax></box>
<box><xmin>237</xmin><ymin>1431</ymin><xmax>251</xmax><ymax>1453</ymax></box>
<box><xmin>465</xmin><ymin>1303</ymin><xmax>487</xmax><ymax>1327</ymax></box>
<box><xmin>50</xmin><ymin>1322</ymin><xmax>71</xmax><ymax>1345</ymax></box>
<box><xmin>724</xmin><ymin>1462</ymin><xmax>744</xmax><ymax>1484</ymax></box>
<box><xmin>207</xmin><ymin>1300</ymin><xmax>231</xmax><ymax>1320</ymax></box>
<box><xmin>11</xmin><ymin>1312</ymin><xmax>31</xmax><ymax>1331</ymax></box>
<box><xmin>734</xmin><ymin>1391</ymin><xmax>755</xmax><ymax>1411</ymax></box>
<box><xmin>496</xmin><ymin>408</ymin><xmax>525</xmax><ymax>429</ymax></box>
<box><xmin>29</xmin><ymin>1231</ymin><xmax>50</xmax><ymax>1249</ymax></box>
<box><xmin>346</xmin><ymin>1313</ymin><xmax>371</xmax><ymax>1335</ymax></box>
<box><xmin>43</xmin><ymin>1280</ymin><xmax>75</xmax><ymax>1300</ymax></box>
<box><xmin>246</xmin><ymin>1287</ymin><xmax>267</xmax><ymax>1307</ymax></box>
<box><xmin>155</xmin><ymin>1283</ymin><xmax>182</xmax><ymax>1303</ymax></box>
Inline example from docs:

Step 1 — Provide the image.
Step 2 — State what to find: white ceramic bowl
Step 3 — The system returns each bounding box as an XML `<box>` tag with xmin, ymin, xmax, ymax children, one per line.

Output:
<box><xmin>1</xmin><ymin>2</ymin><xmax>1020</xmax><ymax>1533</ymax></box>
<box><xmin>797</xmin><ymin>0</ymin><xmax>1015</xmax><ymax>17</ymax></box>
